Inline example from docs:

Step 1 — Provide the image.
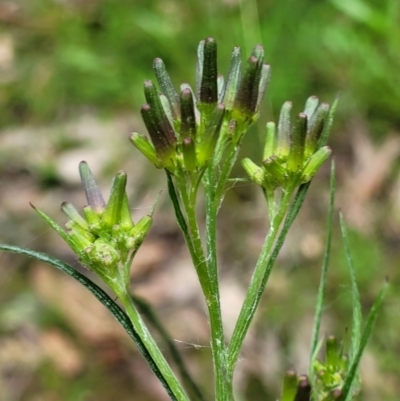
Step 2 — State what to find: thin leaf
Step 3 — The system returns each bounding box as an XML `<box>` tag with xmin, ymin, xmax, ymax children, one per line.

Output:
<box><xmin>310</xmin><ymin>160</ymin><xmax>336</xmax><ymax>362</ymax></box>
<box><xmin>339</xmin><ymin>212</ymin><xmax>362</xmax><ymax>364</ymax></box>
<box><xmin>0</xmin><ymin>243</ymin><xmax>178</xmax><ymax>401</ymax></box>
<box><xmin>340</xmin><ymin>281</ymin><xmax>388</xmax><ymax>401</ymax></box>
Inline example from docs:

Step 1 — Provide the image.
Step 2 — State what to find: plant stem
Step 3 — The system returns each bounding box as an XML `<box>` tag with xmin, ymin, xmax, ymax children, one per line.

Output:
<box><xmin>226</xmin><ymin>186</ymin><xmax>294</xmax><ymax>377</ymax></box>
<box><xmin>117</xmin><ymin>290</ymin><xmax>190</xmax><ymax>401</ymax></box>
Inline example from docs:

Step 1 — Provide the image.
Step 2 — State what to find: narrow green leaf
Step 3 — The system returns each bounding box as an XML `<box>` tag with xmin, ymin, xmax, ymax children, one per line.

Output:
<box><xmin>0</xmin><ymin>243</ymin><xmax>179</xmax><ymax>401</ymax></box>
<box><xmin>340</xmin><ymin>281</ymin><xmax>388</xmax><ymax>401</ymax></box>
<box><xmin>339</xmin><ymin>212</ymin><xmax>362</xmax><ymax>364</ymax></box>
<box><xmin>310</xmin><ymin>160</ymin><xmax>336</xmax><ymax>362</ymax></box>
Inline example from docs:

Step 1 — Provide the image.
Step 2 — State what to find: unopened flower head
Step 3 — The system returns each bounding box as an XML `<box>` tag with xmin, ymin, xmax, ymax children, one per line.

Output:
<box><xmin>131</xmin><ymin>37</ymin><xmax>271</xmax><ymax>174</ymax></box>
<box><xmin>242</xmin><ymin>96</ymin><xmax>333</xmax><ymax>190</ymax></box>
<box><xmin>31</xmin><ymin>162</ymin><xmax>152</xmax><ymax>276</ymax></box>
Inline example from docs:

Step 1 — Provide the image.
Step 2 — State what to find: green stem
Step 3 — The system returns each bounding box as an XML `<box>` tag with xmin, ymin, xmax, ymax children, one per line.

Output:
<box><xmin>132</xmin><ymin>295</ymin><xmax>207</xmax><ymax>401</ymax></box>
<box><xmin>117</xmin><ymin>289</ymin><xmax>190</xmax><ymax>401</ymax></box>
<box><xmin>226</xmin><ymin>186</ymin><xmax>294</xmax><ymax>376</ymax></box>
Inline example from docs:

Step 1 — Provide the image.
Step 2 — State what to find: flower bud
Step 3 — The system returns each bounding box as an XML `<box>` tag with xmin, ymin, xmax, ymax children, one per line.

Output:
<box><xmin>294</xmin><ymin>375</ymin><xmax>311</xmax><ymax>401</ymax></box>
<box><xmin>305</xmin><ymin>102</ymin><xmax>330</xmax><ymax>156</ymax></box>
<box><xmin>79</xmin><ymin>161</ymin><xmax>106</xmax><ymax>214</ymax></box>
<box><xmin>180</xmin><ymin>88</ymin><xmax>197</xmax><ymax>140</ymax></box>
<box><xmin>222</xmin><ymin>46</ymin><xmax>242</xmax><ymax>110</ymax></box>
<box><xmin>301</xmin><ymin>146</ymin><xmax>331</xmax><ymax>182</ymax></box>
<box><xmin>255</xmin><ymin>63</ymin><xmax>271</xmax><ymax>113</ymax></box>
<box><xmin>83</xmin><ymin>205</ymin><xmax>101</xmax><ymax>233</ymax></box>
<box><xmin>102</xmin><ymin>171</ymin><xmax>127</xmax><ymax>230</ymax></box>
<box><xmin>126</xmin><ymin>215</ymin><xmax>153</xmax><ymax>249</ymax></box>
<box><xmin>61</xmin><ymin>202</ymin><xmax>88</xmax><ymax>230</ymax></box>
<box><xmin>129</xmin><ymin>132</ymin><xmax>162</xmax><ymax>168</ymax></box>
<box><xmin>120</xmin><ymin>194</ymin><xmax>134</xmax><ymax>231</ymax></box>
<box><xmin>303</xmin><ymin>95</ymin><xmax>319</xmax><ymax>119</ymax></box>
<box><xmin>263</xmin><ymin>122</ymin><xmax>277</xmax><ymax>160</ymax></box>
<box><xmin>182</xmin><ymin>137</ymin><xmax>197</xmax><ymax>172</ymax></box>
<box><xmin>277</xmin><ymin>101</ymin><xmax>292</xmax><ymax>160</ymax></box>
<box><xmin>263</xmin><ymin>156</ymin><xmax>288</xmax><ymax>187</ymax></box>
<box><xmin>288</xmin><ymin>113</ymin><xmax>307</xmax><ymax>172</ymax></box>
<box><xmin>280</xmin><ymin>369</ymin><xmax>298</xmax><ymax>401</ymax></box>
<box><xmin>153</xmin><ymin>58</ymin><xmax>180</xmax><ymax>119</ymax></box>
<box><xmin>86</xmin><ymin>239</ymin><xmax>120</xmax><ymax>267</ymax></box>
<box><xmin>198</xmin><ymin>37</ymin><xmax>218</xmax><ymax>105</ymax></box>
<box><xmin>242</xmin><ymin>158</ymin><xmax>265</xmax><ymax>186</ymax></box>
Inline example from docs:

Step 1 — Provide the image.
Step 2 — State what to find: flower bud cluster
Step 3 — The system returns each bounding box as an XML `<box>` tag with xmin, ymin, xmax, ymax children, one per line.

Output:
<box><xmin>242</xmin><ymin>96</ymin><xmax>332</xmax><ymax>190</ymax></box>
<box><xmin>33</xmin><ymin>162</ymin><xmax>152</xmax><ymax>274</ymax></box>
<box><xmin>130</xmin><ymin>37</ymin><xmax>271</xmax><ymax>174</ymax></box>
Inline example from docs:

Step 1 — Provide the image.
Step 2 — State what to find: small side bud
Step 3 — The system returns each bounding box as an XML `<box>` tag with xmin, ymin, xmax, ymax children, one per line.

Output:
<box><xmin>301</xmin><ymin>146</ymin><xmax>331</xmax><ymax>182</ymax></box>
<box><xmin>326</xmin><ymin>335</ymin><xmax>340</xmax><ymax>368</ymax></box>
<box><xmin>83</xmin><ymin>205</ymin><xmax>101</xmax><ymax>233</ymax></box>
<box><xmin>130</xmin><ymin>132</ymin><xmax>162</xmax><ymax>168</ymax></box>
<box><xmin>86</xmin><ymin>239</ymin><xmax>120</xmax><ymax>268</ymax></box>
<box><xmin>120</xmin><ymin>194</ymin><xmax>134</xmax><ymax>231</ymax></box>
<box><xmin>242</xmin><ymin>158</ymin><xmax>265</xmax><ymax>186</ymax></box>
<box><xmin>263</xmin><ymin>156</ymin><xmax>288</xmax><ymax>186</ymax></box>
<box><xmin>79</xmin><ymin>161</ymin><xmax>106</xmax><ymax>214</ymax></box>
<box><xmin>127</xmin><ymin>215</ymin><xmax>153</xmax><ymax>249</ymax></box>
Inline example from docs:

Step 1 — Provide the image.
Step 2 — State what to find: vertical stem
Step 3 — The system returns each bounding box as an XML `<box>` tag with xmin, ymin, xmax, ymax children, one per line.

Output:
<box><xmin>118</xmin><ymin>290</ymin><xmax>190</xmax><ymax>401</ymax></box>
<box><xmin>226</xmin><ymin>186</ymin><xmax>294</xmax><ymax>377</ymax></box>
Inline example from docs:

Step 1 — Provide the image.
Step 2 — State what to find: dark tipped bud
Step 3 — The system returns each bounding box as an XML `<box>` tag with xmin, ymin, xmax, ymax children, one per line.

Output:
<box><xmin>141</xmin><ymin>104</ymin><xmax>176</xmax><ymax>169</ymax></box>
<box><xmin>305</xmin><ymin>102</ymin><xmax>330</xmax><ymax>156</ymax></box>
<box><xmin>102</xmin><ymin>171</ymin><xmax>127</xmax><ymax>230</ymax></box>
<box><xmin>288</xmin><ymin>113</ymin><xmax>307</xmax><ymax>172</ymax></box>
<box><xmin>180</xmin><ymin>88</ymin><xmax>197</xmax><ymax>139</ymax></box>
<box><xmin>223</xmin><ymin>47</ymin><xmax>242</xmax><ymax>110</ymax></box>
<box><xmin>153</xmin><ymin>58</ymin><xmax>180</xmax><ymax>119</ymax></box>
<box><xmin>294</xmin><ymin>375</ymin><xmax>311</xmax><ymax>401</ymax></box>
<box><xmin>199</xmin><ymin>37</ymin><xmax>218</xmax><ymax>104</ymax></box>
<box><xmin>79</xmin><ymin>161</ymin><xmax>106</xmax><ymax>214</ymax></box>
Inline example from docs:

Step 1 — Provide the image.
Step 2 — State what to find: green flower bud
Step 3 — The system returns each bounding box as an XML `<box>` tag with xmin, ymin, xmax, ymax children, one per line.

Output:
<box><xmin>217</xmin><ymin>74</ymin><xmax>224</xmax><ymax>102</ymax></box>
<box><xmin>129</xmin><ymin>132</ymin><xmax>162</xmax><ymax>168</ymax></box>
<box><xmin>301</xmin><ymin>146</ymin><xmax>331</xmax><ymax>182</ymax></box>
<box><xmin>305</xmin><ymin>102</ymin><xmax>330</xmax><ymax>156</ymax></box>
<box><xmin>277</xmin><ymin>101</ymin><xmax>292</xmax><ymax>160</ymax></box>
<box><xmin>83</xmin><ymin>205</ymin><xmax>101</xmax><ymax>233</ymax></box>
<box><xmin>199</xmin><ymin>37</ymin><xmax>218</xmax><ymax>105</ymax></box>
<box><xmin>288</xmin><ymin>113</ymin><xmax>307</xmax><ymax>172</ymax></box>
<box><xmin>102</xmin><ymin>171</ymin><xmax>127</xmax><ymax>230</ymax></box>
<box><xmin>67</xmin><ymin>225</ymin><xmax>94</xmax><ymax>254</ymax></box>
<box><xmin>61</xmin><ymin>202</ymin><xmax>88</xmax><ymax>230</ymax></box>
<box><xmin>255</xmin><ymin>63</ymin><xmax>271</xmax><ymax>113</ymax></box>
<box><xmin>242</xmin><ymin>158</ymin><xmax>265</xmax><ymax>186</ymax></box>
<box><xmin>263</xmin><ymin>156</ymin><xmax>288</xmax><ymax>187</ymax></box>
<box><xmin>79</xmin><ymin>161</ymin><xmax>106</xmax><ymax>214</ymax></box>
<box><xmin>153</xmin><ymin>58</ymin><xmax>180</xmax><ymax>119</ymax></box>
<box><xmin>65</xmin><ymin>220</ymin><xmax>94</xmax><ymax>243</ymax></box>
<box><xmin>141</xmin><ymin>104</ymin><xmax>176</xmax><ymax>170</ymax></box>
<box><xmin>180</xmin><ymin>88</ymin><xmax>197</xmax><ymax>140</ymax></box>
<box><xmin>86</xmin><ymin>239</ymin><xmax>120</xmax><ymax>267</ymax></box>
<box><xmin>304</xmin><ymin>95</ymin><xmax>319</xmax><ymax>119</ymax></box>
<box><xmin>223</xmin><ymin>46</ymin><xmax>242</xmax><ymax>110</ymax></box>
<box><xmin>120</xmin><ymin>194</ymin><xmax>134</xmax><ymax>231</ymax></box>
<box><xmin>127</xmin><ymin>215</ymin><xmax>153</xmax><ymax>249</ymax></box>
<box><xmin>326</xmin><ymin>335</ymin><xmax>340</xmax><ymax>369</ymax></box>
<box><xmin>280</xmin><ymin>369</ymin><xmax>298</xmax><ymax>401</ymax></box>
<box><xmin>263</xmin><ymin>122</ymin><xmax>276</xmax><ymax>160</ymax></box>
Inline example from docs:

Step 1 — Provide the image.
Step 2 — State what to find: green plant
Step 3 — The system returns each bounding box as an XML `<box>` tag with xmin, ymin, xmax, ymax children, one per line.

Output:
<box><xmin>0</xmin><ymin>37</ymin><xmax>386</xmax><ymax>401</ymax></box>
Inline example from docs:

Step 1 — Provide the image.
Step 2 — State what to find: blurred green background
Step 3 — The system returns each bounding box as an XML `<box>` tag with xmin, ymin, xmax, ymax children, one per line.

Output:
<box><xmin>1</xmin><ymin>0</ymin><xmax>400</xmax><ymax>400</ymax></box>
